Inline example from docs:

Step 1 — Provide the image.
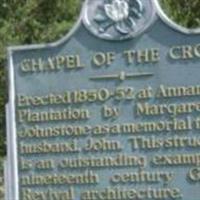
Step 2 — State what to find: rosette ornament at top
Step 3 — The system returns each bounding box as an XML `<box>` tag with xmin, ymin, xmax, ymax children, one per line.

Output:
<box><xmin>95</xmin><ymin>0</ymin><xmax>143</xmax><ymax>35</ymax></box>
<box><xmin>83</xmin><ymin>0</ymin><xmax>156</xmax><ymax>40</ymax></box>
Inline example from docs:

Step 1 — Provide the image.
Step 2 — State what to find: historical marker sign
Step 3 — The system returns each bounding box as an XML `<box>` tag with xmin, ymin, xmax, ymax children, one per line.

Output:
<box><xmin>6</xmin><ymin>0</ymin><xmax>200</xmax><ymax>199</ymax></box>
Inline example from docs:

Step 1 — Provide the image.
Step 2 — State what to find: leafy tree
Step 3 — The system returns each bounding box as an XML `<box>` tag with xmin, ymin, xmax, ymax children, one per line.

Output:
<box><xmin>160</xmin><ymin>0</ymin><xmax>200</xmax><ymax>28</ymax></box>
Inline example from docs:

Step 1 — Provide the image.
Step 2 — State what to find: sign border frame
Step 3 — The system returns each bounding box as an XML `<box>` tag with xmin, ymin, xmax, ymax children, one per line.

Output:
<box><xmin>6</xmin><ymin>1</ymin><xmax>200</xmax><ymax>199</ymax></box>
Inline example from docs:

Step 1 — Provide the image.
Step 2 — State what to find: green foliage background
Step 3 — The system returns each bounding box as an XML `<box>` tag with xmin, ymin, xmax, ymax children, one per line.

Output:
<box><xmin>160</xmin><ymin>0</ymin><xmax>200</xmax><ymax>28</ymax></box>
<box><xmin>0</xmin><ymin>0</ymin><xmax>199</xmax><ymax>157</ymax></box>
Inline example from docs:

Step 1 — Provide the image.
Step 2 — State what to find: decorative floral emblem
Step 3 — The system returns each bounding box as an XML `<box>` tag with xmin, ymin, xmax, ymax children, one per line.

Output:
<box><xmin>105</xmin><ymin>0</ymin><xmax>129</xmax><ymax>22</ymax></box>
<box><xmin>83</xmin><ymin>0</ymin><xmax>156</xmax><ymax>40</ymax></box>
<box><xmin>95</xmin><ymin>0</ymin><xmax>143</xmax><ymax>35</ymax></box>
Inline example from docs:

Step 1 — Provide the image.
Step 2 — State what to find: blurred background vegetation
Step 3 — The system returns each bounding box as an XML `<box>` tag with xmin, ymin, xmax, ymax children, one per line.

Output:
<box><xmin>0</xmin><ymin>0</ymin><xmax>200</xmax><ymax>159</ymax></box>
<box><xmin>160</xmin><ymin>0</ymin><xmax>200</xmax><ymax>28</ymax></box>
